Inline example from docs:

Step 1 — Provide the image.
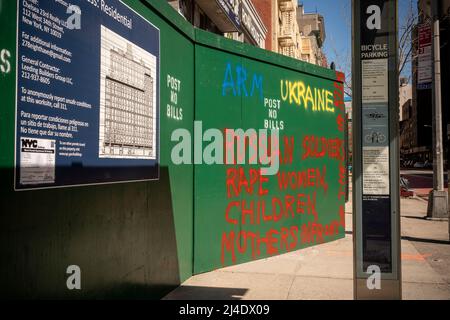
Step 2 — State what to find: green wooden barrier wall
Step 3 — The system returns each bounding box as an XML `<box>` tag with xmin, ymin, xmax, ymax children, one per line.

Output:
<box><xmin>0</xmin><ymin>0</ymin><xmax>345</xmax><ymax>298</ymax></box>
<box><xmin>0</xmin><ymin>0</ymin><xmax>195</xmax><ymax>299</ymax></box>
<box><xmin>194</xmin><ymin>31</ymin><xmax>346</xmax><ymax>273</ymax></box>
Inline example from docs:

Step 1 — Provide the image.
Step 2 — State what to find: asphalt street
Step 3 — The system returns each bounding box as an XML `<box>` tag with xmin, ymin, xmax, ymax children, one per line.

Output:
<box><xmin>401</xmin><ymin>169</ymin><xmax>449</xmax><ymax>199</ymax></box>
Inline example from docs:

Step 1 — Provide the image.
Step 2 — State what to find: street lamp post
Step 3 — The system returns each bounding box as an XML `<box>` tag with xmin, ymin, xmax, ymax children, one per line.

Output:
<box><xmin>427</xmin><ymin>0</ymin><xmax>448</xmax><ymax>218</ymax></box>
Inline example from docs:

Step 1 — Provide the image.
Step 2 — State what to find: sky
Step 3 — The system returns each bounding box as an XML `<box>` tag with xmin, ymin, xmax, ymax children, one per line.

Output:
<box><xmin>299</xmin><ymin>0</ymin><xmax>416</xmax><ymax>80</ymax></box>
<box><xmin>300</xmin><ymin>0</ymin><xmax>351</xmax><ymax>70</ymax></box>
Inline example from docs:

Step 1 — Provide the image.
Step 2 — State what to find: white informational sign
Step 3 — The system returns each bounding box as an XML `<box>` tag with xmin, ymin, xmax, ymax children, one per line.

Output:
<box><xmin>418</xmin><ymin>46</ymin><xmax>432</xmax><ymax>84</ymax></box>
<box><xmin>20</xmin><ymin>138</ymin><xmax>56</xmax><ymax>185</ymax></box>
<box><xmin>363</xmin><ymin>146</ymin><xmax>390</xmax><ymax>195</ymax></box>
<box><xmin>417</xmin><ymin>23</ymin><xmax>432</xmax><ymax>88</ymax></box>
<box><xmin>362</xmin><ymin>59</ymin><xmax>388</xmax><ymax>103</ymax></box>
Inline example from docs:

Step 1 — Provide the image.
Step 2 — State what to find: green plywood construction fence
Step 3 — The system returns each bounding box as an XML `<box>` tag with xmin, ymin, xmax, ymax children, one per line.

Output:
<box><xmin>0</xmin><ymin>0</ymin><xmax>345</xmax><ymax>299</ymax></box>
<box><xmin>0</xmin><ymin>0</ymin><xmax>195</xmax><ymax>299</ymax></box>
<box><xmin>193</xmin><ymin>31</ymin><xmax>346</xmax><ymax>273</ymax></box>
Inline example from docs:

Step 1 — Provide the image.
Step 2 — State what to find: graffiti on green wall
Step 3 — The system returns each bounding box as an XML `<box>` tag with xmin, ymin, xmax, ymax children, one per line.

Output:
<box><xmin>193</xmin><ymin>47</ymin><xmax>347</xmax><ymax>273</ymax></box>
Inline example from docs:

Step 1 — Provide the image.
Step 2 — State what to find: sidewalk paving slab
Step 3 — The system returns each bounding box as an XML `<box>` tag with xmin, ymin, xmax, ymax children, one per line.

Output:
<box><xmin>164</xmin><ymin>197</ymin><xmax>450</xmax><ymax>300</ymax></box>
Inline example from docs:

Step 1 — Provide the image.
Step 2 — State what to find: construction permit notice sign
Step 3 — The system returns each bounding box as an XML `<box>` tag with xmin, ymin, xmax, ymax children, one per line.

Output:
<box><xmin>20</xmin><ymin>137</ymin><xmax>56</xmax><ymax>185</ymax></box>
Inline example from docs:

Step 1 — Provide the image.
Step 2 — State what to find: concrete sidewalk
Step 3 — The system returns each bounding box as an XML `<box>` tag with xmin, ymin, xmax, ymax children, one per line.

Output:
<box><xmin>164</xmin><ymin>197</ymin><xmax>450</xmax><ymax>300</ymax></box>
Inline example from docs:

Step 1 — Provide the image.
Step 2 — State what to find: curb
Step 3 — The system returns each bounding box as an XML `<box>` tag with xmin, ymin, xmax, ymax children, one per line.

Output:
<box><xmin>413</xmin><ymin>194</ymin><xmax>429</xmax><ymax>203</ymax></box>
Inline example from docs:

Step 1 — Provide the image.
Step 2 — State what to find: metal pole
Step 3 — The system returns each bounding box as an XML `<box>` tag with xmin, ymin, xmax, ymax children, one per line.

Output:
<box><xmin>427</xmin><ymin>0</ymin><xmax>449</xmax><ymax>218</ymax></box>
<box><xmin>432</xmin><ymin>0</ymin><xmax>444</xmax><ymax>191</ymax></box>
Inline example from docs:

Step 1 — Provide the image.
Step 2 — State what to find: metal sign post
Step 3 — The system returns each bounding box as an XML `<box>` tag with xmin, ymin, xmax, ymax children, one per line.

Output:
<box><xmin>352</xmin><ymin>0</ymin><xmax>401</xmax><ymax>299</ymax></box>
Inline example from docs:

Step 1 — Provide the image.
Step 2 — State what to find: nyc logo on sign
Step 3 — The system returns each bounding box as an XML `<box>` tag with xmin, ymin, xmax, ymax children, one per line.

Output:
<box><xmin>21</xmin><ymin>139</ymin><xmax>38</xmax><ymax>148</ymax></box>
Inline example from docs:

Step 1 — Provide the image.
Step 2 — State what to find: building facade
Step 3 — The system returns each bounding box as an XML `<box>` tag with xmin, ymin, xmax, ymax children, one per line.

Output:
<box><xmin>400</xmin><ymin>94</ymin><xmax>415</xmax><ymax>159</ymax></box>
<box><xmin>264</xmin><ymin>1</ymin><xmax>328</xmax><ymax>66</ymax></box>
<box><xmin>249</xmin><ymin>0</ymin><xmax>274</xmax><ymax>50</ymax></box>
<box><xmin>167</xmin><ymin>1</ymin><xmax>329</xmax><ymax>66</ymax></box>
<box><xmin>401</xmin><ymin>0</ymin><xmax>449</xmax><ymax>164</ymax></box>
<box><xmin>225</xmin><ymin>0</ymin><xmax>268</xmax><ymax>48</ymax></box>
<box><xmin>399</xmin><ymin>79</ymin><xmax>412</xmax><ymax>122</ymax></box>
<box><xmin>167</xmin><ymin>0</ymin><xmax>267</xmax><ymax>49</ymax></box>
<box><xmin>296</xmin><ymin>4</ymin><xmax>327</xmax><ymax>67</ymax></box>
<box><xmin>274</xmin><ymin>0</ymin><xmax>303</xmax><ymax>59</ymax></box>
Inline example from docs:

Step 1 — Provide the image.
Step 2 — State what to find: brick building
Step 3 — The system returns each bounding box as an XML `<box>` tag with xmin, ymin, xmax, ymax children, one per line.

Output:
<box><xmin>166</xmin><ymin>0</ymin><xmax>329</xmax><ymax>66</ymax></box>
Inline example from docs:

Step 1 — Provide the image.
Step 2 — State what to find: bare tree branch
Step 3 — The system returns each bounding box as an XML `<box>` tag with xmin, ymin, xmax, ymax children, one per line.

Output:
<box><xmin>332</xmin><ymin>0</ymin><xmax>418</xmax><ymax>98</ymax></box>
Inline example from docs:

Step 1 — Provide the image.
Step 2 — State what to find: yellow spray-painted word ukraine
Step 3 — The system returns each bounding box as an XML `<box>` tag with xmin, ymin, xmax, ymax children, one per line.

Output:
<box><xmin>280</xmin><ymin>80</ymin><xmax>334</xmax><ymax>113</ymax></box>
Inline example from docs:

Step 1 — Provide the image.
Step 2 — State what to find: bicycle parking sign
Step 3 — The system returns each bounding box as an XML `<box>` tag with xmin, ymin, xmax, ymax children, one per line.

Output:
<box><xmin>352</xmin><ymin>0</ymin><xmax>401</xmax><ymax>299</ymax></box>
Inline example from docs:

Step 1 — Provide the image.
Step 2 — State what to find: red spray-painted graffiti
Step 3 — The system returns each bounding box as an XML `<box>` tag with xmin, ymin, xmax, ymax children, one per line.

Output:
<box><xmin>220</xmin><ymin>72</ymin><xmax>347</xmax><ymax>266</ymax></box>
<box><xmin>221</xmin><ymin>143</ymin><xmax>345</xmax><ymax>264</ymax></box>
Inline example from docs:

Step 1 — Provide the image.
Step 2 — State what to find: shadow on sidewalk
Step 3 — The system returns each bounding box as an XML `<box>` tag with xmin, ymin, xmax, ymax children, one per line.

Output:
<box><xmin>402</xmin><ymin>215</ymin><xmax>428</xmax><ymax>221</ymax></box>
<box><xmin>401</xmin><ymin>236</ymin><xmax>450</xmax><ymax>245</ymax></box>
<box><xmin>345</xmin><ymin>230</ymin><xmax>450</xmax><ymax>245</ymax></box>
<box><xmin>164</xmin><ymin>286</ymin><xmax>248</xmax><ymax>300</ymax></box>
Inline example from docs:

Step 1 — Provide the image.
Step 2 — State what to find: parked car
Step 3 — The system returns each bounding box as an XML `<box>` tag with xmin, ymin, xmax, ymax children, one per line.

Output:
<box><xmin>413</xmin><ymin>161</ymin><xmax>425</xmax><ymax>168</ymax></box>
<box><xmin>424</xmin><ymin>161</ymin><xmax>433</xmax><ymax>169</ymax></box>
